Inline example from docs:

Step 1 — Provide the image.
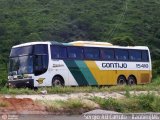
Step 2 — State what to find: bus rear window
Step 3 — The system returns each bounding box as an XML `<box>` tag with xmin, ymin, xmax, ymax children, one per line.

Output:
<box><xmin>142</xmin><ymin>50</ymin><xmax>149</xmax><ymax>62</ymax></box>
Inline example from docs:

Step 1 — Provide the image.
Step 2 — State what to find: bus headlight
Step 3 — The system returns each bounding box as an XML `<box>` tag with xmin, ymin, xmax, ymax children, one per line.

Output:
<box><xmin>23</xmin><ymin>74</ymin><xmax>32</xmax><ymax>79</ymax></box>
<box><xmin>8</xmin><ymin>76</ymin><xmax>13</xmax><ymax>81</ymax></box>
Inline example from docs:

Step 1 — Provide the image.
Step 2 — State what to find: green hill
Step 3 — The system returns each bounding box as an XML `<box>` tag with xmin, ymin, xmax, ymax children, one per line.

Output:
<box><xmin>0</xmin><ymin>0</ymin><xmax>160</xmax><ymax>85</ymax></box>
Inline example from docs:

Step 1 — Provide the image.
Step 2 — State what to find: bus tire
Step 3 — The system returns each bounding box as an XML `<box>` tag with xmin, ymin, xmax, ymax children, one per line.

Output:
<box><xmin>128</xmin><ymin>76</ymin><xmax>136</xmax><ymax>86</ymax></box>
<box><xmin>52</xmin><ymin>76</ymin><xmax>64</xmax><ymax>87</ymax></box>
<box><xmin>117</xmin><ymin>76</ymin><xmax>126</xmax><ymax>85</ymax></box>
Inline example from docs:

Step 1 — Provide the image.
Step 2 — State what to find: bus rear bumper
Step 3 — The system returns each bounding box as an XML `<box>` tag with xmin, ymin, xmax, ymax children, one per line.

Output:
<box><xmin>8</xmin><ymin>79</ymin><xmax>34</xmax><ymax>88</ymax></box>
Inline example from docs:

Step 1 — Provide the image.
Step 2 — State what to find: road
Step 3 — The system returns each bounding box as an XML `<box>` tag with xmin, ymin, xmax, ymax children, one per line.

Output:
<box><xmin>2</xmin><ymin>110</ymin><xmax>160</xmax><ymax>120</ymax></box>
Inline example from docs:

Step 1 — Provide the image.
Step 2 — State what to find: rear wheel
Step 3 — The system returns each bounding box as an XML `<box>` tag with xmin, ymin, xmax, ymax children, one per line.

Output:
<box><xmin>117</xmin><ymin>76</ymin><xmax>126</xmax><ymax>85</ymax></box>
<box><xmin>52</xmin><ymin>76</ymin><xmax>64</xmax><ymax>87</ymax></box>
<box><xmin>128</xmin><ymin>76</ymin><xmax>136</xmax><ymax>86</ymax></box>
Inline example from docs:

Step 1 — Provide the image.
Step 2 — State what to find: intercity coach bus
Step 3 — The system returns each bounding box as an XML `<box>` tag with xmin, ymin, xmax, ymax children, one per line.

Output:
<box><xmin>8</xmin><ymin>41</ymin><xmax>152</xmax><ymax>88</ymax></box>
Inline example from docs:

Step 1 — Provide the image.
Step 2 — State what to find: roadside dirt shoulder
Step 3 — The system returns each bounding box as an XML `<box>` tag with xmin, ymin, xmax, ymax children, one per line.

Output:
<box><xmin>0</xmin><ymin>91</ymin><xmax>159</xmax><ymax>114</ymax></box>
<box><xmin>0</xmin><ymin>98</ymin><xmax>47</xmax><ymax>114</ymax></box>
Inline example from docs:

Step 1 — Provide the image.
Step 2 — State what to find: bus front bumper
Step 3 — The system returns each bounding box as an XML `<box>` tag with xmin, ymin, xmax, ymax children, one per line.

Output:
<box><xmin>8</xmin><ymin>79</ymin><xmax>34</xmax><ymax>88</ymax></box>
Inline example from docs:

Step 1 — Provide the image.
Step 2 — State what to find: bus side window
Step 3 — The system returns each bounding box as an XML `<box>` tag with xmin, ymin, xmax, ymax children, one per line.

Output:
<box><xmin>115</xmin><ymin>49</ymin><xmax>128</xmax><ymax>61</ymax></box>
<box><xmin>34</xmin><ymin>44</ymin><xmax>48</xmax><ymax>54</ymax></box>
<box><xmin>67</xmin><ymin>47</ymin><xmax>83</xmax><ymax>59</ymax></box>
<box><xmin>51</xmin><ymin>45</ymin><xmax>67</xmax><ymax>59</ymax></box>
<box><xmin>101</xmin><ymin>49</ymin><xmax>114</xmax><ymax>60</ymax></box>
<box><xmin>129</xmin><ymin>50</ymin><xmax>142</xmax><ymax>61</ymax></box>
<box><xmin>84</xmin><ymin>47</ymin><xmax>99</xmax><ymax>60</ymax></box>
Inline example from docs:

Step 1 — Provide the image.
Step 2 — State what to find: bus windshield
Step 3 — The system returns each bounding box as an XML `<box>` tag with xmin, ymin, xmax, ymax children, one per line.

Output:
<box><xmin>9</xmin><ymin>55</ymin><xmax>33</xmax><ymax>75</ymax></box>
<box><xmin>10</xmin><ymin>46</ymin><xmax>33</xmax><ymax>57</ymax></box>
<box><xmin>9</xmin><ymin>44</ymin><xmax>49</xmax><ymax>76</ymax></box>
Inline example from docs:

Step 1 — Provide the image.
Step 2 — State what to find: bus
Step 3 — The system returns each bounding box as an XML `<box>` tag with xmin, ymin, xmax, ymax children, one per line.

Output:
<box><xmin>8</xmin><ymin>41</ymin><xmax>152</xmax><ymax>88</ymax></box>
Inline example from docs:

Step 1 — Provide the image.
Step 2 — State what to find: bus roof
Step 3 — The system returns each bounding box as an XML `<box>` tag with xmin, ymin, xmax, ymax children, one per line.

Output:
<box><xmin>69</xmin><ymin>41</ymin><xmax>113</xmax><ymax>46</ymax></box>
<box><xmin>12</xmin><ymin>41</ymin><xmax>149</xmax><ymax>50</ymax></box>
<box><xmin>12</xmin><ymin>41</ymin><xmax>50</xmax><ymax>48</ymax></box>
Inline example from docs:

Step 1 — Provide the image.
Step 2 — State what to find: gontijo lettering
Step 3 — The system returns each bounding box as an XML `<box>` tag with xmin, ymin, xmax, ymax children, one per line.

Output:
<box><xmin>102</xmin><ymin>63</ymin><xmax>127</xmax><ymax>68</ymax></box>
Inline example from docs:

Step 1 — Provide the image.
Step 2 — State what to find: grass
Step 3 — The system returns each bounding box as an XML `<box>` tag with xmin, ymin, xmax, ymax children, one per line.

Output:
<box><xmin>0</xmin><ymin>84</ymin><xmax>158</xmax><ymax>95</ymax></box>
<box><xmin>66</xmin><ymin>99</ymin><xmax>83</xmax><ymax>109</ymax></box>
<box><xmin>134</xmin><ymin>93</ymin><xmax>160</xmax><ymax>112</ymax></box>
<box><xmin>0</xmin><ymin>77</ymin><xmax>160</xmax><ymax>95</ymax></box>
<box><xmin>36</xmin><ymin>92</ymin><xmax>160</xmax><ymax>114</ymax></box>
<box><xmin>3</xmin><ymin>85</ymin><xmax>160</xmax><ymax>94</ymax></box>
<box><xmin>0</xmin><ymin>102</ymin><xmax>8</xmax><ymax>107</ymax></box>
<box><xmin>90</xmin><ymin>97</ymin><xmax>124</xmax><ymax>112</ymax></box>
<box><xmin>0</xmin><ymin>87</ymin><xmax>37</xmax><ymax>95</ymax></box>
<box><xmin>0</xmin><ymin>77</ymin><xmax>160</xmax><ymax>113</ymax></box>
<box><xmin>90</xmin><ymin>93</ymin><xmax>160</xmax><ymax>113</ymax></box>
<box><xmin>38</xmin><ymin>98</ymin><xmax>94</xmax><ymax>114</ymax></box>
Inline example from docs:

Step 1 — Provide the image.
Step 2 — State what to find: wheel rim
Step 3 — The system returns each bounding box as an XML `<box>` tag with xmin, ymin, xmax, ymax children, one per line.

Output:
<box><xmin>129</xmin><ymin>78</ymin><xmax>135</xmax><ymax>85</ymax></box>
<box><xmin>119</xmin><ymin>79</ymin><xmax>125</xmax><ymax>84</ymax></box>
<box><xmin>54</xmin><ymin>79</ymin><xmax>62</xmax><ymax>86</ymax></box>
<box><xmin>118</xmin><ymin>77</ymin><xmax>126</xmax><ymax>85</ymax></box>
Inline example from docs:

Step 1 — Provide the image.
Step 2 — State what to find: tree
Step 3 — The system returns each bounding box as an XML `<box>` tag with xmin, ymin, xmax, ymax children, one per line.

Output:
<box><xmin>111</xmin><ymin>36</ymin><xmax>135</xmax><ymax>46</ymax></box>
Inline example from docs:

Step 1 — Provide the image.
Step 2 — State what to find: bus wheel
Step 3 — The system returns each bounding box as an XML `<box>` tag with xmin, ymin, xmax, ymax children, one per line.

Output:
<box><xmin>52</xmin><ymin>76</ymin><xmax>64</xmax><ymax>87</ymax></box>
<box><xmin>117</xmin><ymin>76</ymin><xmax>126</xmax><ymax>85</ymax></box>
<box><xmin>128</xmin><ymin>76</ymin><xmax>136</xmax><ymax>86</ymax></box>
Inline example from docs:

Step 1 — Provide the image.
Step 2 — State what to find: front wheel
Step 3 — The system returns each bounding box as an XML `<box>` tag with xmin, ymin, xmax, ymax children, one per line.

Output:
<box><xmin>52</xmin><ymin>76</ymin><xmax>64</xmax><ymax>87</ymax></box>
<box><xmin>117</xmin><ymin>76</ymin><xmax>126</xmax><ymax>85</ymax></box>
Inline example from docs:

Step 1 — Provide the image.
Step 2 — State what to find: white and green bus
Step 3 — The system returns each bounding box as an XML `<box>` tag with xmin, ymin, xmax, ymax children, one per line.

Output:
<box><xmin>8</xmin><ymin>41</ymin><xmax>152</xmax><ymax>88</ymax></box>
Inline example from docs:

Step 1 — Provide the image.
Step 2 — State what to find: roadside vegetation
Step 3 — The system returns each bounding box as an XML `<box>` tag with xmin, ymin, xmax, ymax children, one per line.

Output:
<box><xmin>38</xmin><ymin>98</ymin><xmax>97</xmax><ymax>114</ymax></box>
<box><xmin>35</xmin><ymin>93</ymin><xmax>160</xmax><ymax>114</ymax></box>
<box><xmin>0</xmin><ymin>77</ymin><xmax>160</xmax><ymax>113</ymax></box>
<box><xmin>91</xmin><ymin>93</ymin><xmax>160</xmax><ymax>113</ymax></box>
<box><xmin>0</xmin><ymin>76</ymin><xmax>159</xmax><ymax>95</ymax></box>
<box><xmin>1</xmin><ymin>92</ymin><xmax>160</xmax><ymax>114</ymax></box>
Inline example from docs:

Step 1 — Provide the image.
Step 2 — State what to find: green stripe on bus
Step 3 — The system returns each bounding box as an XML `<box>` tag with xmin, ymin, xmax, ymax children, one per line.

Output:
<box><xmin>64</xmin><ymin>60</ymin><xmax>89</xmax><ymax>86</ymax></box>
<box><xmin>75</xmin><ymin>61</ymin><xmax>98</xmax><ymax>85</ymax></box>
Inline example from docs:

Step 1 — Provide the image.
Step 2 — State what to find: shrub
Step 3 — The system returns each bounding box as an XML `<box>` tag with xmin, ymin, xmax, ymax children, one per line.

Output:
<box><xmin>91</xmin><ymin>97</ymin><xmax>124</xmax><ymax>112</ymax></box>
<box><xmin>134</xmin><ymin>93</ymin><xmax>159</xmax><ymax>112</ymax></box>
<box><xmin>65</xmin><ymin>99</ymin><xmax>83</xmax><ymax>109</ymax></box>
